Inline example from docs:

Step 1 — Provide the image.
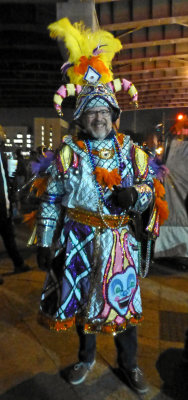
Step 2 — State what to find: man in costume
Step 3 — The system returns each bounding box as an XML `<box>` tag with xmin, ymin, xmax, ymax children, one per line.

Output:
<box><xmin>34</xmin><ymin>18</ymin><xmax>167</xmax><ymax>395</ymax></box>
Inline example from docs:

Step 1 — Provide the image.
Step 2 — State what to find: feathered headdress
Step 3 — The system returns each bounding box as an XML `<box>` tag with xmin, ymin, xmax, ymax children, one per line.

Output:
<box><xmin>48</xmin><ymin>18</ymin><xmax>138</xmax><ymax>118</ymax></box>
<box><xmin>48</xmin><ymin>17</ymin><xmax>122</xmax><ymax>85</ymax></box>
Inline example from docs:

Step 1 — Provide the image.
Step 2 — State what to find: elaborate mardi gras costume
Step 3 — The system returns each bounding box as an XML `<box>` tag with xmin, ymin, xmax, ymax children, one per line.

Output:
<box><xmin>31</xmin><ymin>19</ymin><xmax>167</xmax><ymax>335</ymax></box>
<box><xmin>36</xmin><ymin>131</ymin><xmax>158</xmax><ymax>334</ymax></box>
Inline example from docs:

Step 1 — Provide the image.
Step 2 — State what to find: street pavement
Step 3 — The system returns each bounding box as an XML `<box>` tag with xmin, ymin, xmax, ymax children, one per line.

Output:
<box><xmin>0</xmin><ymin>221</ymin><xmax>188</xmax><ymax>400</ymax></box>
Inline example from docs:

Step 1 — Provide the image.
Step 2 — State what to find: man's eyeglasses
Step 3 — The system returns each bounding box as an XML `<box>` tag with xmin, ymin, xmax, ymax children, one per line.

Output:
<box><xmin>85</xmin><ymin>109</ymin><xmax>111</xmax><ymax>118</ymax></box>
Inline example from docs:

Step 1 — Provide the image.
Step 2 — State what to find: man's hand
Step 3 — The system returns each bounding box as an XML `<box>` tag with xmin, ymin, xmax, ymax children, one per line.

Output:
<box><xmin>112</xmin><ymin>186</ymin><xmax>138</xmax><ymax>210</ymax></box>
<box><xmin>37</xmin><ymin>247</ymin><xmax>51</xmax><ymax>271</ymax></box>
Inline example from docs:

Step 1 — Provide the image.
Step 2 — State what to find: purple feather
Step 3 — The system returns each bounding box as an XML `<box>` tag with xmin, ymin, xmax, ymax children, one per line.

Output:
<box><xmin>31</xmin><ymin>151</ymin><xmax>55</xmax><ymax>175</ymax></box>
<box><xmin>92</xmin><ymin>44</ymin><xmax>107</xmax><ymax>56</ymax></box>
<box><xmin>60</xmin><ymin>61</ymin><xmax>74</xmax><ymax>75</ymax></box>
<box><xmin>149</xmin><ymin>157</ymin><xmax>169</xmax><ymax>181</ymax></box>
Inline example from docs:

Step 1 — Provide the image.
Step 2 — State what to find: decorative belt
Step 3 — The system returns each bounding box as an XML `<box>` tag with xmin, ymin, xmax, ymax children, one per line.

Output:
<box><xmin>67</xmin><ymin>208</ymin><xmax>130</xmax><ymax>229</ymax></box>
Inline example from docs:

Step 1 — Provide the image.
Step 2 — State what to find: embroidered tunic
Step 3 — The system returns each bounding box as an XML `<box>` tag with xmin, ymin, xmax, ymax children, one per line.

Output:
<box><xmin>37</xmin><ymin>132</ymin><xmax>155</xmax><ymax>334</ymax></box>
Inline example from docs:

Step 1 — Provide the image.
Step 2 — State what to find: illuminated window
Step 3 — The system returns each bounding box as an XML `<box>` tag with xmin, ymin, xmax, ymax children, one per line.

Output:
<box><xmin>14</xmin><ymin>139</ymin><xmax>23</xmax><ymax>143</ymax></box>
<box><xmin>17</xmin><ymin>134</ymin><xmax>23</xmax><ymax>138</ymax></box>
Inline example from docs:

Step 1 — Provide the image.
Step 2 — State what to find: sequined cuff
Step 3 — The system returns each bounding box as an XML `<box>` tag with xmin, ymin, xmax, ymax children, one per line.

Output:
<box><xmin>36</xmin><ymin>219</ymin><xmax>57</xmax><ymax>247</ymax></box>
<box><xmin>133</xmin><ymin>184</ymin><xmax>153</xmax><ymax>212</ymax></box>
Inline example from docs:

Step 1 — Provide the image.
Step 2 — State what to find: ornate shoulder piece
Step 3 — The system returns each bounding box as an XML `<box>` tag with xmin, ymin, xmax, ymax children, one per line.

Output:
<box><xmin>131</xmin><ymin>145</ymin><xmax>149</xmax><ymax>179</ymax></box>
<box><xmin>59</xmin><ymin>144</ymin><xmax>73</xmax><ymax>173</ymax></box>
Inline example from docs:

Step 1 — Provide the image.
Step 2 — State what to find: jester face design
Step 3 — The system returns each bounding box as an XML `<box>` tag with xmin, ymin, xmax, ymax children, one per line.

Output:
<box><xmin>107</xmin><ymin>267</ymin><xmax>137</xmax><ymax>316</ymax></box>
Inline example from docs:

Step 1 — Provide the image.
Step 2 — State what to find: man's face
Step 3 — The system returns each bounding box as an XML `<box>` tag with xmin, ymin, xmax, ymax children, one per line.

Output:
<box><xmin>82</xmin><ymin>106</ymin><xmax>113</xmax><ymax>139</ymax></box>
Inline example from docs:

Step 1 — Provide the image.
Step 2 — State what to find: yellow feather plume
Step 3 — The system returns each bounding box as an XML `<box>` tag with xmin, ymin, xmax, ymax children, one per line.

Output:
<box><xmin>48</xmin><ymin>17</ymin><xmax>122</xmax><ymax>84</ymax></box>
<box><xmin>48</xmin><ymin>18</ymin><xmax>85</xmax><ymax>63</ymax></box>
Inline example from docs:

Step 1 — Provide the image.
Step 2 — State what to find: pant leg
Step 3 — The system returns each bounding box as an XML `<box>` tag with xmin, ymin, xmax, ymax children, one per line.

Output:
<box><xmin>0</xmin><ymin>217</ymin><xmax>24</xmax><ymax>268</ymax></box>
<box><xmin>76</xmin><ymin>325</ymin><xmax>96</xmax><ymax>363</ymax></box>
<box><xmin>114</xmin><ymin>326</ymin><xmax>138</xmax><ymax>370</ymax></box>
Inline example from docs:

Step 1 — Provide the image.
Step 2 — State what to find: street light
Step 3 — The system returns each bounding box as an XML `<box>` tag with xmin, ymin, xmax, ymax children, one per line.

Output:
<box><xmin>176</xmin><ymin>113</ymin><xmax>185</xmax><ymax>121</ymax></box>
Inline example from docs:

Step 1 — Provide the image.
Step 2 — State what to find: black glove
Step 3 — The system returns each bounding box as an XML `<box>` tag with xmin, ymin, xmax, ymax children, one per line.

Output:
<box><xmin>37</xmin><ymin>247</ymin><xmax>51</xmax><ymax>271</ymax></box>
<box><xmin>112</xmin><ymin>186</ymin><xmax>138</xmax><ymax>210</ymax></box>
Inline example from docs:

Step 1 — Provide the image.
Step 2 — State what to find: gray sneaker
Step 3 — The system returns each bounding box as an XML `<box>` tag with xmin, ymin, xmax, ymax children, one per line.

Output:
<box><xmin>119</xmin><ymin>366</ymin><xmax>149</xmax><ymax>395</ymax></box>
<box><xmin>68</xmin><ymin>360</ymin><xmax>96</xmax><ymax>385</ymax></box>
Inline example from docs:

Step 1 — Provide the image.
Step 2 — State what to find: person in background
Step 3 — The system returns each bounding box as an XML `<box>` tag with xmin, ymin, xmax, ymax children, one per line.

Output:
<box><xmin>0</xmin><ymin>125</ymin><xmax>30</xmax><ymax>275</ymax></box>
<box><xmin>15</xmin><ymin>148</ymin><xmax>27</xmax><ymax>189</ymax></box>
<box><xmin>13</xmin><ymin>148</ymin><xmax>28</xmax><ymax>218</ymax></box>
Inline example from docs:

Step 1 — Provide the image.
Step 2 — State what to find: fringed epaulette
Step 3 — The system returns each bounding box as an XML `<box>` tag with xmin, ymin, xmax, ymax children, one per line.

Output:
<box><xmin>23</xmin><ymin>153</ymin><xmax>53</xmax><ymax>233</ymax></box>
<box><xmin>146</xmin><ymin>179</ymin><xmax>169</xmax><ymax>238</ymax></box>
<box><xmin>58</xmin><ymin>141</ymin><xmax>74</xmax><ymax>173</ymax></box>
<box><xmin>23</xmin><ymin>175</ymin><xmax>49</xmax><ymax>235</ymax></box>
<box><xmin>131</xmin><ymin>145</ymin><xmax>169</xmax><ymax>237</ymax></box>
<box><xmin>131</xmin><ymin>145</ymin><xmax>149</xmax><ymax>179</ymax></box>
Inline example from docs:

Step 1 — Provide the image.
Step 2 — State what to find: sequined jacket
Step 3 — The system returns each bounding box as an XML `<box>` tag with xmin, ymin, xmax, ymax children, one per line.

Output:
<box><xmin>36</xmin><ymin>132</ymin><xmax>155</xmax><ymax>248</ymax></box>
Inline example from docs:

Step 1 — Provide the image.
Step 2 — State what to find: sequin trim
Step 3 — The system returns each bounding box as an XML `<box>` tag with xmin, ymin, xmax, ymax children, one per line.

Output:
<box><xmin>67</xmin><ymin>207</ymin><xmax>130</xmax><ymax>229</ymax></box>
<box><xmin>83</xmin><ymin>315</ymin><xmax>144</xmax><ymax>334</ymax></box>
<box><xmin>38</xmin><ymin>311</ymin><xmax>75</xmax><ymax>332</ymax></box>
<box><xmin>38</xmin><ymin>311</ymin><xmax>144</xmax><ymax>334</ymax></box>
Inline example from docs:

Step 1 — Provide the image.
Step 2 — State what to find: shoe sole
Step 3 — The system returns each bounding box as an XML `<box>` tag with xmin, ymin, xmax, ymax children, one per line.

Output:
<box><xmin>70</xmin><ymin>370</ymin><xmax>89</xmax><ymax>385</ymax></box>
<box><xmin>69</xmin><ymin>360</ymin><xmax>96</xmax><ymax>385</ymax></box>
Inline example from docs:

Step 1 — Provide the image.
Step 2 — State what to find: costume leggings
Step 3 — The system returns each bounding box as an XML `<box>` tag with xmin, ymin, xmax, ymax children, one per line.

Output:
<box><xmin>76</xmin><ymin>324</ymin><xmax>138</xmax><ymax>370</ymax></box>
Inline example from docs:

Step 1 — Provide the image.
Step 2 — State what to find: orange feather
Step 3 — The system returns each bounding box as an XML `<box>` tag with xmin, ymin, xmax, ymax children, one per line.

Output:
<box><xmin>153</xmin><ymin>178</ymin><xmax>169</xmax><ymax>225</ymax></box>
<box><xmin>74</xmin><ymin>55</ymin><xmax>110</xmax><ymax>78</ymax></box>
<box><xmin>153</xmin><ymin>178</ymin><xmax>165</xmax><ymax>198</ymax></box>
<box><xmin>94</xmin><ymin>167</ymin><xmax>121</xmax><ymax>189</ymax></box>
<box><xmin>30</xmin><ymin>176</ymin><xmax>48</xmax><ymax>197</ymax></box>
<box><xmin>155</xmin><ymin>197</ymin><xmax>169</xmax><ymax>225</ymax></box>
<box><xmin>23</xmin><ymin>210</ymin><xmax>37</xmax><ymax>230</ymax></box>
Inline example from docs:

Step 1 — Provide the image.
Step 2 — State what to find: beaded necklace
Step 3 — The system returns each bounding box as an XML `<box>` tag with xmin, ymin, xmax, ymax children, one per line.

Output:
<box><xmin>85</xmin><ymin>138</ymin><xmax>111</xmax><ymax>208</ymax></box>
<box><xmin>85</xmin><ymin>136</ymin><xmax>128</xmax><ymax>230</ymax></box>
<box><xmin>113</xmin><ymin>134</ymin><xmax>125</xmax><ymax>177</ymax></box>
